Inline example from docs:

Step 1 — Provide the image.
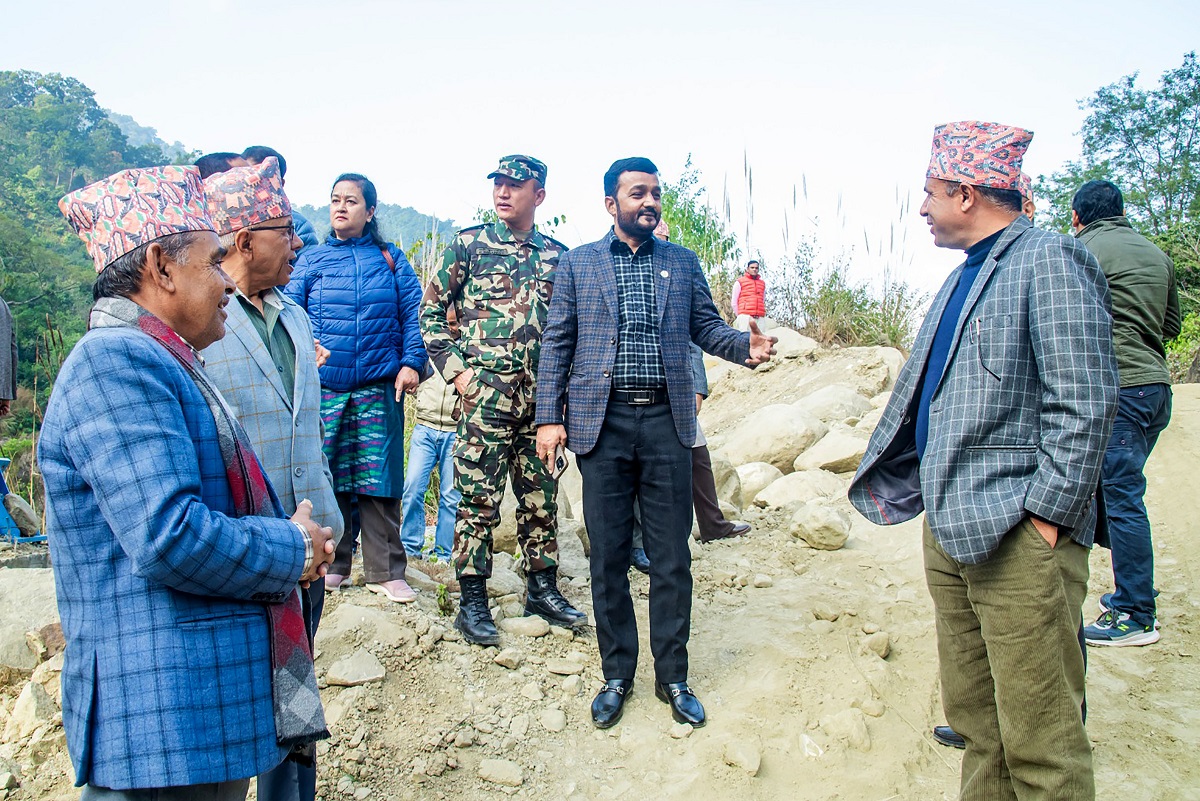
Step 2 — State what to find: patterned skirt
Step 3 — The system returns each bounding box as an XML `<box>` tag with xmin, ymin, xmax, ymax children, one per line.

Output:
<box><xmin>320</xmin><ymin>382</ymin><xmax>405</xmax><ymax>497</ymax></box>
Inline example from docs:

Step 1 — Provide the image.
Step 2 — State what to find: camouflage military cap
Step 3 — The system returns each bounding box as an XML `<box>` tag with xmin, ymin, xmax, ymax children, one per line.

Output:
<box><xmin>487</xmin><ymin>155</ymin><xmax>547</xmax><ymax>186</ymax></box>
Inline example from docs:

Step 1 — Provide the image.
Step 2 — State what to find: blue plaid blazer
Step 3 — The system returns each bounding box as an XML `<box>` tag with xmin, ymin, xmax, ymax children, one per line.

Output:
<box><xmin>201</xmin><ymin>290</ymin><xmax>343</xmax><ymax>541</ymax></box>
<box><xmin>535</xmin><ymin>231</ymin><xmax>749</xmax><ymax>454</ymax></box>
<box><xmin>849</xmin><ymin>217</ymin><xmax>1119</xmax><ymax>564</ymax></box>
<box><xmin>38</xmin><ymin>326</ymin><xmax>309</xmax><ymax>789</ymax></box>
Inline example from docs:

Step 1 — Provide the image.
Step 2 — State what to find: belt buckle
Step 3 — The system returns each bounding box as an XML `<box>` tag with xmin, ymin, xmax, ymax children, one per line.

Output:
<box><xmin>628</xmin><ymin>390</ymin><xmax>653</xmax><ymax>405</ymax></box>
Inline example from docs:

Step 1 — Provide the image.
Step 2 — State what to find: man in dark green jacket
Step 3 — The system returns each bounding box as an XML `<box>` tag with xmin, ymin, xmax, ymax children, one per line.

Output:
<box><xmin>1073</xmin><ymin>180</ymin><xmax>1180</xmax><ymax>647</ymax></box>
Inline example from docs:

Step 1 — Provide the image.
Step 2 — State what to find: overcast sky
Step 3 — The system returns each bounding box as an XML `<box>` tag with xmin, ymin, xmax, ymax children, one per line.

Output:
<box><xmin>3</xmin><ymin>0</ymin><xmax>1198</xmax><ymax>293</ymax></box>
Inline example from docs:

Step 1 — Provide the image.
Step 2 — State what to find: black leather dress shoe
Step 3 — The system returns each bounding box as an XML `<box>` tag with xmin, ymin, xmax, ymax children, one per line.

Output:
<box><xmin>655</xmin><ymin>681</ymin><xmax>706</xmax><ymax>727</ymax></box>
<box><xmin>630</xmin><ymin>548</ymin><xmax>651</xmax><ymax>574</ymax></box>
<box><xmin>932</xmin><ymin>724</ymin><xmax>966</xmax><ymax>749</ymax></box>
<box><xmin>592</xmin><ymin>679</ymin><xmax>633</xmax><ymax>729</ymax></box>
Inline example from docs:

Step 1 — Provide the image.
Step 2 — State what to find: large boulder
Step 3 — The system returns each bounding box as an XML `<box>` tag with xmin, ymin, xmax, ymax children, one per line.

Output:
<box><xmin>719</xmin><ymin>404</ymin><xmax>827</xmax><ymax>474</ymax></box>
<box><xmin>555</xmin><ymin>519</ymin><xmax>590</xmax><ymax>578</ymax></box>
<box><xmin>770</xmin><ymin>328</ymin><xmax>820</xmax><ymax>361</ymax></box>
<box><xmin>795</xmin><ymin>385</ymin><xmax>873</xmax><ymax>424</ymax></box>
<box><xmin>787</xmin><ymin>503</ymin><xmax>851</xmax><ymax>550</ymax></box>
<box><xmin>793</xmin><ymin>428</ymin><xmax>870</xmax><ymax>474</ymax></box>
<box><xmin>709</xmin><ymin>450</ymin><xmax>742</xmax><ymax>511</ymax></box>
<box><xmin>0</xmin><ymin>568</ymin><xmax>59</xmax><ymax>673</ymax></box>
<box><xmin>753</xmin><ymin>469</ymin><xmax>846</xmax><ymax>509</ymax></box>
<box><xmin>735</xmin><ymin>462</ymin><xmax>784</xmax><ymax>505</ymax></box>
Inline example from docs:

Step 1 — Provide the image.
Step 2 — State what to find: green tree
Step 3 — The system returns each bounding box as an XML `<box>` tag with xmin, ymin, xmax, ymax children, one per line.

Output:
<box><xmin>660</xmin><ymin>156</ymin><xmax>741</xmax><ymax>319</ymax></box>
<box><xmin>1038</xmin><ymin>52</ymin><xmax>1200</xmax><ymax>238</ymax></box>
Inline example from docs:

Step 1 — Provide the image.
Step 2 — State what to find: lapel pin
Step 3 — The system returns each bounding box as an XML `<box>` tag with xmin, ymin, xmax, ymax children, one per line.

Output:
<box><xmin>660</xmin><ymin>270</ymin><xmax>669</xmax><ymax>278</ymax></box>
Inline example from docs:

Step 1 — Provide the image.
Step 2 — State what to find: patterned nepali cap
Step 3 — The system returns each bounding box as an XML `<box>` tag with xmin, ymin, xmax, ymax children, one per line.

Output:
<box><xmin>203</xmin><ymin>157</ymin><xmax>292</xmax><ymax>236</ymax></box>
<box><xmin>59</xmin><ymin>165</ymin><xmax>214</xmax><ymax>273</ymax></box>
<box><xmin>654</xmin><ymin>219</ymin><xmax>670</xmax><ymax>240</ymax></box>
<box><xmin>487</xmin><ymin>154</ymin><xmax>548</xmax><ymax>186</ymax></box>
<box><xmin>1017</xmin><ymin>172</ymin><xmax>1033</xmax><ymax>201</ymax></box>
<box><xmin>926</xmin><ymin>120</ymin><xmax>1034</xmax><ymax>190</ymax></box>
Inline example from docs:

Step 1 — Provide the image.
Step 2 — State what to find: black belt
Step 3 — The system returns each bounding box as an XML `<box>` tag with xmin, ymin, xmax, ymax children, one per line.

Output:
<box><xmin>611</xmin><ymin>388</ymin><xmax>667</xmax><ymax>405</ymax></box>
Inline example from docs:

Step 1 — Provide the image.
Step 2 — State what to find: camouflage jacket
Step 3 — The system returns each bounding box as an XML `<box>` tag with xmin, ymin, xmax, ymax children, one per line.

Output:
<box><xmin>421</xmin><ymin>221</ymin><xmax>567</xmax><ymax>397</ymax></box>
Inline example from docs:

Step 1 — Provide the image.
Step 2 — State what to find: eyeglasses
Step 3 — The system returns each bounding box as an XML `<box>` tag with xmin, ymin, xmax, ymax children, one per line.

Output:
<box><xmin>248</xmin><ymin>222</ymin><xmax>296</xmax><ymax>239</ymax></box>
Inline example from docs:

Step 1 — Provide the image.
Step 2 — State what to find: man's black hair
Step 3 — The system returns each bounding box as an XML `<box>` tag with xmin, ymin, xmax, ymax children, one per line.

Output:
<box><xmin>604</xmin><ymin>157</ymin><xmax>659</xmax><ymax>198</ymax></box>
<box><xmin>194</xmin><ymin>152</ymin><xmax>243</xmax><ymax>179</ymax></box>
<box><xmin>943</xmin><ymin>181</ymin><xmax>1023</xmax><ymax>214</ymax></box>
<box><xmin>747</xmin><ymin>259</ymin><xmax>760</xmax><ymax>268</ymax></box>
<box><xmin>242</xmin><ymin>145</ymin><xmax>287</xmax><ymax>177</ymax></box>
<box><xmin>1071</xmin><ymin>180</ymin><xmax>1124</xmax><ymax>227</ymax></box>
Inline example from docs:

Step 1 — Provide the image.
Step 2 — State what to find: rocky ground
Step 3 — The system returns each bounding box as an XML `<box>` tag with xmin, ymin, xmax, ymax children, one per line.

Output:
<box><xmin>1</xmin><ymin>333</ymin><xmax>1197</xmax><ymax>800</ymax></box>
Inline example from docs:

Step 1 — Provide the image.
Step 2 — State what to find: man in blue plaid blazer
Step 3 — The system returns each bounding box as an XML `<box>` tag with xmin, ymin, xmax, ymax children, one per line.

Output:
<box><xmin>849</xmin><ymin>122</ymin><xmax>1118</xmax><ymax>800</ymax></box>
<box><xmin>536</xmin><ymin>157</ymin><xmax>775</xmax><ymax>730</ymax></box>
<box><xmin>200</xmin><ymin>162</ymin><xmax>344</xmax><ymax>801</ymax></box>
<box><xmin>44</xmin><ymin>166</ymin><xmax>334</xmax><ymax>800</ymax></box>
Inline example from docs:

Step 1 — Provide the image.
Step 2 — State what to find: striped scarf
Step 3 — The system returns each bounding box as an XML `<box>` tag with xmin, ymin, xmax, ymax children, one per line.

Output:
<box><xmin>91</xmin><ymin>297</ymin><xmax>329</xmax><ymax>754</ymax></box>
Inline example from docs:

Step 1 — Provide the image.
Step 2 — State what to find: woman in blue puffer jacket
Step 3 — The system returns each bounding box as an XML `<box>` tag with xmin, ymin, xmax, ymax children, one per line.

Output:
<box><xmin>285</xmin><ymin>172</ymin><xmax>426</xmax><ymax>603</ymax></box>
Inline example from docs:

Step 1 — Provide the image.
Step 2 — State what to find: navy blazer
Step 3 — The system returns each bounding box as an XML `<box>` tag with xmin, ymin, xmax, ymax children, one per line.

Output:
<box><xmin>849</xmin><ymin>217</ymin><xmax>1119</xmax><ymax>564</ymax></box>
<box><xmin>536</xmin><ymin>231</ymin><xmax>749</xmax><ymax>454</ymax></box>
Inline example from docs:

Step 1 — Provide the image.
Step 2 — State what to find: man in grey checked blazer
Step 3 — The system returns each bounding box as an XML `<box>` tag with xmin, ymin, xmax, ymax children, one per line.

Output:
<box><xmin>850</xmin><ymin>122</ymin><xmax>1118</xmax><ymax>801</ymax></box>
<box><xmin>201</xmin><ymin>162</ymin><xmax>343</xmax><ymax>801</ymax></box>
<box><xmin>536</xmin><ymin>157</ymin><xmax>775</xmax><ymax>730</ymax></box>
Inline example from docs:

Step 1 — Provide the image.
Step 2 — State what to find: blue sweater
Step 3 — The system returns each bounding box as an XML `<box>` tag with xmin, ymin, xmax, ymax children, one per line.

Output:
<box><xmin>915</xmin><ymin>229</ymin><xmax>1003</xmax><ymax>458</ymax></box>
<box><xmin>284</xmin><ymin>234</ymin><xmax>426</xmax><ymax>392</ymax></box>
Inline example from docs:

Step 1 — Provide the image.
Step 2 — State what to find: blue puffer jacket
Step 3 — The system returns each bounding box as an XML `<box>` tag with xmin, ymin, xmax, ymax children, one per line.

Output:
<box><xmin>285</xmin><ymin>234</ymin><xmax>426</xmax><ymax>392</ymax></box>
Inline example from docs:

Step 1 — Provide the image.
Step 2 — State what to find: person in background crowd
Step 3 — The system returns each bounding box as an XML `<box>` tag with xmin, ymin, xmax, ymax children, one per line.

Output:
<box><xmin>242</xmin><ymin>146</ymin><xmax>320</xmax><ymax>251</ymax></box>
<box><xmin>850</xmin><ymin>121</ymin><xmax>1117</xmax><ymax>800</ymax></box>
<box><xmin>200</xmin><ymin>157</ymin><xmax>343</xmax><ymax>801</ymax></box>
<box><xmin>1074</xmin><ymin>179</ymin><xmax>1180</xmax><ymax>647</ymax></box>
<box><xmin>628</xmin><ymin>222</ymin><xmax>750</xmax><ymax>575</ymax></box>
<box><xmin>732</xmin><ymin>259</ymin><xmax>766</xmax><ymax>331</ymax></box>
<box><xmin>285</xmin><ymin>173</ymin><xmax>426</xmax><ymax>604</ymax></box>
<box><xmin>422</xmin><ymin>155</ymin><xmax>585</xmax><ymax>646</ymax></box>
<box><xmin>0</xmin><ymin>292</ymin><xmax>14</xmax><ymax>417</ymax></box>
<box><xmin>401</xmin><ymin>365</ymin><xmax>461</xmax><ymax>563</ymax></box>
<box><xmin>536</xmin><ymin>156</ymin><xmax>776</xmax><ymax>730</ymax></box>
<box><xmin>48</xmin><ymin>165</ymin><xmax>334</xmax><ymax>800</ymax></box>
<box><xmin>195</xmin><ymin>151</ymin><xmax>248</xmax><ymax>179</ymax></box>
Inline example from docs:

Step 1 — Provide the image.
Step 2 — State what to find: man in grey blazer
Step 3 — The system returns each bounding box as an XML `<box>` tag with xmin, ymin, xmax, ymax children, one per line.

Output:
<box><xmin>850</xmin><ymin>122</ymin><xmax>1118</xmax><ymax>800</ymax></box>
<box><xmin>200</xmin><ymin>158</ymin><xmax>343</xmax><ymax>801</ymax></box>
<box><xmin>536</xmin><ymin>157</ymin><xmax>775</xmax><ymax>729</ymax></box>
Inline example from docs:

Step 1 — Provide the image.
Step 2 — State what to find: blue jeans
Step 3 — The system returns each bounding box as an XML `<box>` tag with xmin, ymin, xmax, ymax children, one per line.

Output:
<box><xmin>401</xmin><ymin>425</ymin><xmax>460</xmax><ymax>561</ymax></box>
<box><xmin>1102</xmin><ymin>383</ymin><xmax>1171</xmax><ymax>628</ymax></box>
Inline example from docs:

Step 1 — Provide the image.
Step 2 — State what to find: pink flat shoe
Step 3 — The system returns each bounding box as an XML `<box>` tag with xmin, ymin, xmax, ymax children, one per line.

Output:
<box><xmin>367</xmin><ymin>579</ymin><xmax>418</xmax><ymax>603</ymax></box>
<box><xmin>324</xmin><ymin>573</ymin><xmax>349</xmax><ymax>591</ymax></box>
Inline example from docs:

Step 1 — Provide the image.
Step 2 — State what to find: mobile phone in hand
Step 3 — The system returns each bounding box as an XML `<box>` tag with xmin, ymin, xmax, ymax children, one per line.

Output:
<box><xmin>551</xmin><ymin>444</ymin><xmax>569</xmax><ymax>480</ymax></box>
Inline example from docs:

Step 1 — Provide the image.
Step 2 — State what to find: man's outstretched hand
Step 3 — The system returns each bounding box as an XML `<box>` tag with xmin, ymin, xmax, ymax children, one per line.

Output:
<box><xmin>746</xmin><ymin>319</ymin><xmax>778</xmax><ymax>366</ymax></box>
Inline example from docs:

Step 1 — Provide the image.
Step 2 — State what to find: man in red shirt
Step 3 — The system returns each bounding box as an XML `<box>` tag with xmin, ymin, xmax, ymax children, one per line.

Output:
<box><xmin>732</xmin><ymin>259</ymin><xmax>766</xmax><ymax>331</ymax></box>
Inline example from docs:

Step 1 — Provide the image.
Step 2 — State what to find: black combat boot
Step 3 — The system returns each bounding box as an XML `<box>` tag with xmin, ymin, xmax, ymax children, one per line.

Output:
<box><xmin>455</xmin><ymin>576</ymin><xmax>500</xmax><ymax>646</ymax></box>
<box><xmin>524</xmin><ymin>567</ymin><xmax>587</xmax><ymax>628</ymax></box>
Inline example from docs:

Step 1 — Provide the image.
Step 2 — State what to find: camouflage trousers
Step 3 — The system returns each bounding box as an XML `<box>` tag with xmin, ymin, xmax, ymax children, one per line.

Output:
<box><xmin>452</xmin><ymin>382</ymin><xmax>558</xmax><ymax>578</ymax></box>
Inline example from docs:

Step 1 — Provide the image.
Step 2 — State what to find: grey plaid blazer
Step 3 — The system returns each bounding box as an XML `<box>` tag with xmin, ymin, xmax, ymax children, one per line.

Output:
<box><xmin>202</xmin><ymin>289</ymin><xmax>343</xmax><ymax>540</ymax></box>
<box><xmin>849</xmin><ymin>217</ymin><xmax>1119</xmax><ymax>564</ymax></box>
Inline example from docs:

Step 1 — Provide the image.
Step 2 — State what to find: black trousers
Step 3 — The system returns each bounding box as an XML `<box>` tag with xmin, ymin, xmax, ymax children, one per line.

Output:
<box><xmin>579</xmin><ymin>398</ymin><xmax>693</xmax><ymax>683</ymax></box>
<box><xmin>632</xmin><ymin>444</ymin><xmax>733</xmax><ymax>547</ymax></box>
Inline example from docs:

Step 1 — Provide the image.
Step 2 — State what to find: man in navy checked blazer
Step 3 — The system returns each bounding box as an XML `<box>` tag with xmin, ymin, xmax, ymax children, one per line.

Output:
<box><xmin>850</xmin><ymin>122</ymin><xmax>1118</xmax><ymax>800</ymax></box>
<box><xmin>536</xmin><ymin>157</ymin><xmax>775</xmax><ymax>730</ymax></box>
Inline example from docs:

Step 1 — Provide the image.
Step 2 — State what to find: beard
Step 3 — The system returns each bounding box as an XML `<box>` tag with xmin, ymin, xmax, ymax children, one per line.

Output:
<box><xmin>616</xmin><ymin>205</ymin><xmax>659</xmax><ymax>240</ymax></box>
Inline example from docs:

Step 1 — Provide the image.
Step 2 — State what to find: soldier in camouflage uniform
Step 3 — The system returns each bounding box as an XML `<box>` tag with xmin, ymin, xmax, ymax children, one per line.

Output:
<box><xmin>421</xmin><ymin>155</ymin><xmax>586</xmax><ymax>645</ymax></box>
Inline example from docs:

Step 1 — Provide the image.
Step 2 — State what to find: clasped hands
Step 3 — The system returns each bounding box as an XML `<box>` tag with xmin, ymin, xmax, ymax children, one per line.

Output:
<box><xmin>291</xmin><ymin>499</ymin><xmax>336</xmax><ymax>587</ymax></box>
